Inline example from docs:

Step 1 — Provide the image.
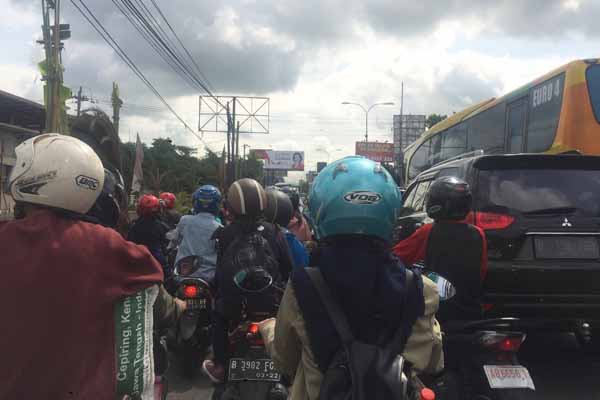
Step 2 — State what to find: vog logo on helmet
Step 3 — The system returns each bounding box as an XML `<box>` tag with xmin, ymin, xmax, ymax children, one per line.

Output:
<box><xmin>75</xmin><ymin>175</ymin><xmax>100</xmax><ymax>190</ymax></box>
<box><xmin>343</xmin><ymin>191</ymin><xmax>382</xmax><ymax>205</ymax></box>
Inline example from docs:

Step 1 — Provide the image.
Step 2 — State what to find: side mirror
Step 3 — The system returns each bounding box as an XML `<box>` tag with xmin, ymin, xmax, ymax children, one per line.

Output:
<box><xmin>425</xmin><ymin>271</ymin><xmax>456</xmax><ymax>301</ymax></box>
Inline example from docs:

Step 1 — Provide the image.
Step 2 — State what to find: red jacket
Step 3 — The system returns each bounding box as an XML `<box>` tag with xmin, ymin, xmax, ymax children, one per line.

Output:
<box><xmin>0</xmin><ymin>210</ymin><xmax>163</xmax><ymax>399</ymax></box>
<box><xmin>393</xmin><ymin>222</ymin><xmax>488</xmax><ymax>281</ymax></box>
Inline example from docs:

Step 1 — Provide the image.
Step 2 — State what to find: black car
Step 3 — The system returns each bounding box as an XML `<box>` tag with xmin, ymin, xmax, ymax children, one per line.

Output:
<box><xmin>395</xmin><ymin>153</ymin><xmax>600</xmax><ymax>326</ymax></box>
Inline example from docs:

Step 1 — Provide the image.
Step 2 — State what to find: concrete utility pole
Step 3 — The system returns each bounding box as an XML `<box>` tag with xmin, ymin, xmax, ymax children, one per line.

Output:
<box><xmin>235</xmin><ymin>121</ymin><xmax>240</xmax><ymax>180</ymax></box>
<box><xmin>111</xmin><ymin>82</ymin><xmax>123</xmax><ymax>135</ymax></box>
<box><xmin>39</xmin><ymin>0</ymin><xmax>69</xmax><ymax>133</ymax></box>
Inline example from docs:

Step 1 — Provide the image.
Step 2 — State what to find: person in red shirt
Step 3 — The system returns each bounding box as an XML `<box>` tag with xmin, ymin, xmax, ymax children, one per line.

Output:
<box><xmin>393</xmin><ymin>176</ymin><xmax>487</xmax><ymax>322</ymax></box>
<box><xmin>0</xmin><ymin>134</ymin><xmax>163</xmax><ymax>399</ymax></box>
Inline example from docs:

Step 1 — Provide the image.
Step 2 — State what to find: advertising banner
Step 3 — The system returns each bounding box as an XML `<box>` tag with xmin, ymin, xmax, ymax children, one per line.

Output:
<box><xmin>251</xmin><ymin>149</ymin><xmax>305</xmax><ymax>171</ymax></box>
<box><xmin>355</xmin><ymin>142</ymin><xmax>394</xmax><ymax>163</ymax></box>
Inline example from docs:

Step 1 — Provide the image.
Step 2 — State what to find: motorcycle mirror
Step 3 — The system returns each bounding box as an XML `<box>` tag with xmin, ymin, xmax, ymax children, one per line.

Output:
<box><xmin>233</xmin><ymin>268</ymin><xmax>273</xmax><ymax>293</ymax></box>
<box><xmin>424</xmin><ymin>271</ymin><xmax>457</xmax><ymax>301</ymax></box>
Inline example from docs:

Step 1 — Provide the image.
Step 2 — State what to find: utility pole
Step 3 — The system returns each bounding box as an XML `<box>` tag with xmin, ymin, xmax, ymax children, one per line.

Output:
<box><xmin>111</xmin><ymin>82</ymin><xmax>123</xmax><ymax>135</ymax></box>
<box><xmin>226</xmin><ymin>102</ymin><xmax>231</xmax><ymax>187</ymax></box>
<box><xmin>234</xmin><ymin>121</ymin><xmax>241</xmax><ymax>179</ymax></box>
<box><xmin>73</xmin><ymin>86</ymin><xmax>89</xmax><ymax>117</ymax></box>
<box><xmin>39</xmin><ymin>0</ymin><xmax>69</xmax><ymax>133</ymax></box>
<box><xmin>231</xmin><ymin>97</ymin><xmax>237</xmax><ymax>182</ymax></box>
<box><xmin>243</xmin><ymin>144</ymin><xmax>250</xmax><ymax>178</ymax></box>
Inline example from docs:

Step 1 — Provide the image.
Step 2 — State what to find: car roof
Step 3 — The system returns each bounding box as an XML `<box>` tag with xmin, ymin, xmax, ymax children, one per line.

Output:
<box><xmin>412</xmin><ymin>152</ymin><xmax>600</xmax><ymax>184</ymax></box>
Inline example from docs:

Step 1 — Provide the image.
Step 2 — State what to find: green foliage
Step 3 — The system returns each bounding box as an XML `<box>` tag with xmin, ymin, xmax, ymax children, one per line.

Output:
<box><xmin>426</xmin><ymin>114</ymin><xmax>448</xmax><ymax>129</ymax></box>
<box><xmin>175</xmin><ymin>191</ymin><xmax>193</xmax><ymax>215</ymax></box>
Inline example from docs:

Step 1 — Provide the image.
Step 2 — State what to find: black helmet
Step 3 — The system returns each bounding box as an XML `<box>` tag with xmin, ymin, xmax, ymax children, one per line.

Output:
<box><xmin>87</xmin><ymin>168</ymin><xmax>125</xmax><ymax>228</ymax></box>
<box><xmin>280</xmin><ymin>186</ymin><xmax>300</xmax><ymax>211</ymax></box>
<box><xmin>265</xmin><ymin>189</ymin><xmax>294</xmax><ymax>227</ymax></box>
<box><xmin>426</xmin><ymin>176</ymin><xmax>472</xmax><ymax>221</ymax></box>
<box><xmin>227</xmin><ymin>178</ymin><xmax>268</xmax><ymax>218</ymax></box>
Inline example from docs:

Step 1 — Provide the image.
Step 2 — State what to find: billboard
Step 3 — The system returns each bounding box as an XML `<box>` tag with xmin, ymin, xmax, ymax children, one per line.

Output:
<box><xmin>393</xmin><ymin>114</ymin><xmax>426</xmax><ymax>154</ymax></box>
<box><xmin>355</xmin><ymin>142</ymin><xmax>394</xmax><ymax>163</ymax></box>
<box><xmin>251</xmin><ymin>149</ymin><xmax>305</xmax><ymax>171</ymax></box>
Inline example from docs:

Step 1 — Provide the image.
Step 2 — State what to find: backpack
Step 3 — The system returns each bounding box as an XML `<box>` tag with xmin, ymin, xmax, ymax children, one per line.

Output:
<box><xmin>220</xmin><ymin>226</ymin><xmax>281</xmax><ymax>295</ymax></box>
<box><xmin>305</xmin><ymin>267</ymin><xmax>415</xmax><ymax>400</ymax></box>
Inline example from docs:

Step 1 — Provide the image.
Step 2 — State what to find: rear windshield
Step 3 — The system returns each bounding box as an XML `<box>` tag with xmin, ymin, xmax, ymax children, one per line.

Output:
<box><xmin>477</xmin><ymin>169</ymin><xmax>600</xmax><ymax>217</ymax></box>
<box><xmin>586</xmin><ymin>64</ymin><xmax>600</xmax><ymax>123</ymax></box>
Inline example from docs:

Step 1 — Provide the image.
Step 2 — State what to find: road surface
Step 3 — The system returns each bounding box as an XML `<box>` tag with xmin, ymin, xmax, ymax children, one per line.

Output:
<box><xmin>167</xmin><ymin>332</ymin><xmax>600</xmax><ymax>399</ymax></box>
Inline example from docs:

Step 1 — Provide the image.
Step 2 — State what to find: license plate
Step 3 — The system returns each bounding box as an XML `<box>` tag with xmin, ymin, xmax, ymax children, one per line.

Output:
<box><xmin>534</xmin><ymin>236</ymin><xmax>599</xmax><ymax>259</ymax></box>
<box><xmin>228</xmin><ymin>358</ymin><xmax>280</xmax><ymax>382</ymax></box>
<box><xmin>186</xmin><ymin>298</ymin><xmax>207</xmax><ymax>310</ymax></box>
<box><xmin>483</xmin><ymin>365</ymin><xmax>535</xmax><ymax>390</ymax></box>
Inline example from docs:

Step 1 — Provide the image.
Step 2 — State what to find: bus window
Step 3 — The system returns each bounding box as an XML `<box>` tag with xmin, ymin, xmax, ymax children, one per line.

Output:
<box><xmin>429</xmin><ymin>134</ymin><xmax>442</xmax><ymax>166</ymax></box>
<box><xmin>586</xmin><ymin>65</ymin><xmax>600</xmax><ymax>123</ymax></box>
<box><xmin>506</xmin><ymin>99</ymin><xmax>526</xmax><ymax>153</ymax></box>
<box><xmin>408</xmin><ymin>139</ymin><xmax>431</xmax><ymax>181</ymax></box>
<box><xmin>467</xmin><ymin>104</ymin><xmax>505</xmax><ymax>153</ymax></box>
<box><xmin>527</xmin><ymin>74</ymin><xmax>564</xmax><ymax>152</ymax></box>
<box><xmin>441</xmin><ymin>125</ymin><xmax>467</xmax><ymax>160</ymax></box>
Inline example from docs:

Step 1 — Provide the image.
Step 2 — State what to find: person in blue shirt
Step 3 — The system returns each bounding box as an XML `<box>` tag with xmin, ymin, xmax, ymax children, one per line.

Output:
<box><xmin>169</xmin><ymin>185</ymin><xmax>223</xmax><ymax>283</ymax></box>
<box><xmin>265</xmin><ymin>188</ymin><xmax>309</xmax><ymax>269</ymax></box>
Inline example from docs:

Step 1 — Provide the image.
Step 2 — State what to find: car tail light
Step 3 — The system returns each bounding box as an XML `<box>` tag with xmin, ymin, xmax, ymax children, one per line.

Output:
<box><xmin>183</xmin><ymin>285</ymin><xmax>199</xmax><ymax>298</ymax></box>
<box><xmin>479</xmin><ymin>332</ymin><xmax>526</xmax><ymax>353</ymax></box>
<box><xmin>466</xmin><ymin>211</ymin><xmax>514</xmax><ymax>230</ymax></box>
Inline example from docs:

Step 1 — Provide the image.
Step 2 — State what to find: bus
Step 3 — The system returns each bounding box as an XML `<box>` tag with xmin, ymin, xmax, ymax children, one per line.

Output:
<box><xmin>402</xmin><ymin>58</ymin><xmax>600</xmax><ymax>185</ymax></box>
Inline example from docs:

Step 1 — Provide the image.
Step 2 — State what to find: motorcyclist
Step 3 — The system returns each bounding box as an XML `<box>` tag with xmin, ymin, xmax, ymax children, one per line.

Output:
<box><xmin>159</xmin><ymin>191</ymin><xmax>181</xmax><ymax>229</ymax></box>
<box><xmin>285</xmin><ymin>189</ymin><xmax>312</xmax><ymax>242</ymax></box>
<box><xmin>170</xmin><ymin>185</ymin><xmax>223</xmax><ymax>283</ymax></box>
<box><xmin>265</xmin><ymin>188</ymin><xmax>309</xmax><ymax>269</ymax></box>
<box><xmin>128</xmin><ymin>194</ymin><xmax>169</xmax><ymax>271</ymax></box>
<box><xmin>202</xmin><ymin>178</ymin><xmax>294</xmax><ymax>383</ymax></box>
<box><xmin>0</xmin><ymin>134</ymin><xmax>163</xmax><ymax>399</ymax></box>
<box><xmin>258</xmin><ymin>156</ymin><xmax>444</xmax><ymax>400</ymax></box>
<box><xmin>393</xmin><ymin>176</ymin><xmax>487</xmax><ymax>322</ymax></box>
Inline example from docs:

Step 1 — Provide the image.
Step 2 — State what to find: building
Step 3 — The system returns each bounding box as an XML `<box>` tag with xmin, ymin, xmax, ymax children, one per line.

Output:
<box><xmin>393</xmin><ymin>114</ymin><xmax>426</xmax><ymax>185</ymax></box>
<box><xmin>0</xmin><ymin>90</ymin><xmax>45</xmax><ymax>216</ymax></box>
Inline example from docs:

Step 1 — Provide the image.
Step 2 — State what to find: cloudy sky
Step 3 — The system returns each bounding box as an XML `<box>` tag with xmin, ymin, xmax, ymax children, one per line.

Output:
<box><xmin>1</xmin><ymin>0</ymin><xmax>597</xmax><ymax>181</ymax></box>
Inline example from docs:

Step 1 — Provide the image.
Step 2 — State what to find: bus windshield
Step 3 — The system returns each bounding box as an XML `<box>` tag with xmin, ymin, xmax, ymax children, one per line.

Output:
<box><xmin>587</xmin><ymin>65</ymin><xmax>600</xmax><ymax>123</ymax></box>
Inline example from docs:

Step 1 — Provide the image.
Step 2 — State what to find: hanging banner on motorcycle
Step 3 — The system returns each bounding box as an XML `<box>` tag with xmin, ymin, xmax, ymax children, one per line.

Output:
<box><xmin>114</xmin><ymin>285</ymin><xmax>159</xmax><ymax>399</ymax></box>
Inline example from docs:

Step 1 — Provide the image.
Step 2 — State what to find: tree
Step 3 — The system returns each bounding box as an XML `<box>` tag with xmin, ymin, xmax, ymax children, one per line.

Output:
<box><xmin>426</xmin><ymin>114</ymin><xmax>448</xmax><ymax>130</ymax></box>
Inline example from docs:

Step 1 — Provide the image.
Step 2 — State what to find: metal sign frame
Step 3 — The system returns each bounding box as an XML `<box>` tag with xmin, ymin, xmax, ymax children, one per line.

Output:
<box><xmin>199</xmin><ymin>96</ymin><xmax>270</xmax><ymax>134</ymax></box>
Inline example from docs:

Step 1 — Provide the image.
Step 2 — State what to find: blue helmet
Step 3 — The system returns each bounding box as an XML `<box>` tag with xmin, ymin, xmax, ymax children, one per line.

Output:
<box><xmin>308</xmin><ymin>156</ymin><xmax>401</xmax><ymax>242</ymax></box>
<box><xmin>193</xmin><ymin>185</ymin><xmax>222</xmax><ymax>214</ymax></box>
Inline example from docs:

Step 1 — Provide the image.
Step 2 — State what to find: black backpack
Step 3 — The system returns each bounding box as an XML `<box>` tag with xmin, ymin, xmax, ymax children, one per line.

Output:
<box><xmin>220</xmin><ymin>226</ymin><xmax>281</xmax><ymax>295</ymax></box>
<box><xmin>306</xmin><ymin>267</ymin><xmax>415</xmax><ymax>400</ymax></box>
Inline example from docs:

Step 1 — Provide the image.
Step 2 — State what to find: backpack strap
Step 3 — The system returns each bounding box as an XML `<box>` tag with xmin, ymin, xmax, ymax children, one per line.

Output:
<box><xmin>305</xmin><ymin>267</ymin><xmax>354</xmax><ymax>345</ymax></box>
<box><xmin>388</xmin><ymin>267</ymin><xmax>416</xmax><ymax>355</ymax></box>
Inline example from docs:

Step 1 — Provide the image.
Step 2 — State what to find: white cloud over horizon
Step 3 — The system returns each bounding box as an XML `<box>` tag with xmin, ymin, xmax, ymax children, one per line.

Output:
<box><xmin>2</xmin><ymin>0</ymin><xmax>598</xmax><ymax>183</ymax></box>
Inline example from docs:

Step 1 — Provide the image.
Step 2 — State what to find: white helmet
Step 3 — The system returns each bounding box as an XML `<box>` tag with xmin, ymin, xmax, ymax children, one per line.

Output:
<box><xmin>9</xmin><ymin>133</ymin><xmax>105</xmax><ymax>214</ymax></box>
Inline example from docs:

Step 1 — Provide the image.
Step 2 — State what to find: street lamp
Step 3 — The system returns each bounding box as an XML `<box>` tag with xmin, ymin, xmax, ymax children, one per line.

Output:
<box><xmin>341</xmin><ymin>101</ymin><xmax>395</xmax><ymax>142</ymax></box>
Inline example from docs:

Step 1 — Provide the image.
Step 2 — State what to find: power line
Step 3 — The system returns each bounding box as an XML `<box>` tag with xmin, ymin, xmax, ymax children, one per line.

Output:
<box><xmin>69</xmin><ymin>0</ymin><xmax>212</xmax><ymax>148</ymax></box>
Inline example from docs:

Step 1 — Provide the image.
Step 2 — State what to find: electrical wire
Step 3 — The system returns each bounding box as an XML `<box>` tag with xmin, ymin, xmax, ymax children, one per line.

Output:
<box><xmin>69</xmin><ymin>0</ymin><xmax>215</xmax><ymax>149</ymax></box>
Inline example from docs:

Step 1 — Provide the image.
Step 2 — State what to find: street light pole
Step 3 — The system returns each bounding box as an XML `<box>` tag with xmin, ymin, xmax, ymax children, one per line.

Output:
<box><xmin>341</xmin><ymin>101</ymin><xmax>395</xmax><ymax>143</ymax></box>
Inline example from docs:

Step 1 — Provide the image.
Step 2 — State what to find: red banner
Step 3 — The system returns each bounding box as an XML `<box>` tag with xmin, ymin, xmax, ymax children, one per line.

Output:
<box><xmin>355</xmin><ymin>142</ymin><xmax>394</xmax><ymax>163</ymax></box>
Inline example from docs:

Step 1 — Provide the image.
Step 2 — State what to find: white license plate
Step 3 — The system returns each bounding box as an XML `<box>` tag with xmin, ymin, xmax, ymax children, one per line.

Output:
<box><xmin>483</xmin><ymin>365</ymin><xmax>535</xmax><ymax>390</ymax></box>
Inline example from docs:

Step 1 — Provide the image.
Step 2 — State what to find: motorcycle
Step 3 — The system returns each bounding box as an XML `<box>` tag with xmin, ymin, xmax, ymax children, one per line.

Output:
<box><xmin>214</xmin><ymin>268</ymin><xmax>288</xmax><ymax>400</ymax></box>
<box><xmin>169</xmin><ymin>255</ymin><xmax>214</xmax><ymax>377</ymax></box>
<box><xmin>423</xmin><ymin>270</ymin><xmax>536</xmax><ymax>400</ymax></box>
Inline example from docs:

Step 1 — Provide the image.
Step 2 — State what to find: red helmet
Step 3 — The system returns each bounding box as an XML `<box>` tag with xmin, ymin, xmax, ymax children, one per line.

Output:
<box><xmin>137</xmin><ymin>194</ymin><xmax>160</xmax><ymax>216</ymax></box>
<box><xmin>159</xmin><ymin>192</ymin><xmax>176</xmax><ymax>209</ymax></box>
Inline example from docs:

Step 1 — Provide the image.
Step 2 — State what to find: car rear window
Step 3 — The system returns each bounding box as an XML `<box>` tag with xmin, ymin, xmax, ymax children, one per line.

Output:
<box><xmin>477</xmin><ymin>169</ymin><xmax>600</xmax><ymax>217</ymax></box>
<box><xmin>586</xmin><ymin>64</ymin><xmax>600</xmax><ymax>123</ymax></box>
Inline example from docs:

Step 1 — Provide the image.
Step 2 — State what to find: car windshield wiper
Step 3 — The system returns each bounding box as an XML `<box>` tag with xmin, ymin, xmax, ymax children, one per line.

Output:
<box><xmin>523</xmin><ymin>206</ymin><xmax>579</xmax><ymax>215</ymax></box>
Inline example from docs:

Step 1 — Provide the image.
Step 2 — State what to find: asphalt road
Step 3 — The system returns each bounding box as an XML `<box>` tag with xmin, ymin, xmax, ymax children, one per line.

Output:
<box><xmin>166</xmin><ymin>333</ymin><xmax>600</xmax><ymax>399</ymax></box>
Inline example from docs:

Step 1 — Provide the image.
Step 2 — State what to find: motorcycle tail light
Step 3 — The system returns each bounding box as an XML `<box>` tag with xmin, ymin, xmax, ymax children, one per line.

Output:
<box><xmin>246</xmin><ymin>323</ymin><xmax>264</xmax><ymax>346</ymax></box>
<box><xmin>183</xmin><ymin>285</ymin><xmax>199</xmax><ymax>298</ymax></box>
<box><xmin>479</xmin><ymin>332</ymin><xmax>526</xmax><ymax>353</ymax></box>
